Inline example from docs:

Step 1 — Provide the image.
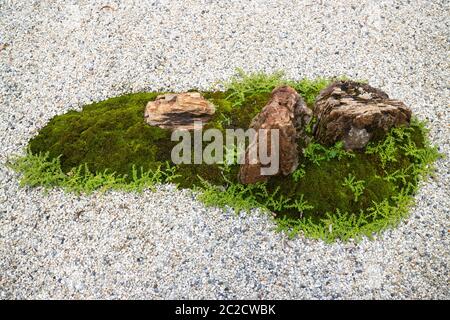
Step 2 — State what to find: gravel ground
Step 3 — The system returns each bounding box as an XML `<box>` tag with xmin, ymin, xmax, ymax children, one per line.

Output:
<box><xmin>0</xmin><ymin>0</ymin><xmax>449</xmax><ymax>299</ymax></box>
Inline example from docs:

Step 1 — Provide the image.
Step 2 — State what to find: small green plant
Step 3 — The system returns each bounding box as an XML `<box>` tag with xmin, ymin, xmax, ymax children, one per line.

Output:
<box><xmin>196</xmin><ymin>177</ymin><xmax>267</xmax><ymax>214</ymax></box>
<box><xmin>217</xmin><ymin>112</ymin><xmax>232</xmax><ymax>127</ymax></box>
<box><xmin>292</xmin><ymin>165</ymin><xmax>306</xmax><ymax>182</ymax></box>
<box><xmin>64</xmin><ymin>164</ymin><xmax>126</xmax><ymax>194</ymax></box>
<box><xmin>342</xmin><ymin>173</ymin><xmax>366</xmax><ymax>202</ymax></box>
<box><xmin>223</xmin><ymin>69</ymin><xmax>332</xmax><ymax>109</ymax></box>
<box><xmin>8</xmin><ymin>150</ymin><xmax>180</xmax><ymax>194</ymax></box>
<box><xmin>259</xmin><ymin>186</ymin><xmax>292</xmax><ymax>212</ymax></box>
<box><xmin>304</xmin><ymin>141</ymin><xmax>355</xmax><ymax>165</ymax></box>
<box><xmin>286</xmin><ymin>195</ymin><xmax>314</xmax><ymax>215</ymax></box>
<box><xmin>365</xmin><ymin>130</ymin><xmax>401</xmax><ymax>168</ymax></box>
<box><xmin>288</xmin><ymin>78</ymin><xmax>331</xmax><ymax>106</ymax></box>
<box><xmin>366</xmin><ymin>118</ymin><xmax>441</xmax><ymax>183</ymax></box>
<box><xmin>275</xmin><ymin>191</ymin><xmax>413</xmax><ymax>243</ymax></box>
<box><xmin>122</xmin><ymin>163</ymin><xmax>180</xmax><ymax>192</ymax></box>
<box><xmin>224</xmin><ymin>69</ymin><xmax>287</xmax><ymax>108</ymax></box>
<box><xmin>8</xmin><ymin>151</ymin><xmax>67</xmax><ymax>188</ymax></box>
<box><xmin>304</xmin><ymin>117</ymin><xmax>316</xmax><ymax>135</ymax></box>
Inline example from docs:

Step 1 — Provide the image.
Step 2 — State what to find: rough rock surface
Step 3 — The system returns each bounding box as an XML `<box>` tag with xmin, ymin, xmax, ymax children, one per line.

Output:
<box><xmin>145</xmin><ymin>92</ymin><xmax>215</xmax><ymax>130</ymax></box>
<box><xmin>238</xmin><ymin>86</ymin><xmax>301</xmax><ymax>184</ymax></box>
<box><xmin>294</xmin><ymin>101</ymin><xmax>313</xmax><ymax>147</ymax></box>
<box><xmin>313</xmin><ymin>81</ymin><xmax>412</xmax><ymax>150</ymax></box>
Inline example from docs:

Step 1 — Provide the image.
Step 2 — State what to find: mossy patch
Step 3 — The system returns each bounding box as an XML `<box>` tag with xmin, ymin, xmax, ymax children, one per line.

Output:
<box><xmin>10</xmin><ymin>71</ymin><xmax>441</xmax><ymax>242</ymax></box>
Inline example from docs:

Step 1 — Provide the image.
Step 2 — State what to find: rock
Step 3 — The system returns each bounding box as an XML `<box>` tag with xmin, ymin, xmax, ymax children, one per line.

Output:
<box><xmin>294</xmin><ymin>101</ymin><xmax>313</xmax><ymax>147</ymax></box>
<box><xmin>238</xmin><ymin>86</ymin><xmax>302</xmax><ymax>184</ymax></box>
<box><xmin>313</xmin><ymin>81</ymin><xmax>412</xmax><ymax>150</ymax></box>
<box><xmin>144</xmin><ymin>92</ymin><xmax>215</xmax><ymax>130</ymax></box>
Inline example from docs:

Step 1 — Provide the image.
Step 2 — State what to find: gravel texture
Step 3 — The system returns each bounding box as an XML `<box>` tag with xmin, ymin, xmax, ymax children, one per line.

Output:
<box><xmin>0</xmin><ymin>0</ymin><xmax>449</xmax><ymax>299</ymax></box>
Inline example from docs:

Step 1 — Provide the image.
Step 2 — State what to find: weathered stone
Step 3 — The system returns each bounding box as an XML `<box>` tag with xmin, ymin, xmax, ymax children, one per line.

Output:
<box><xmin>313</xmin><ymin>81</ymin><xmax>412</xmax><ymax>150</ymax></box>
<box><xmin>238</xmin><ymin>86</ymin><xmax>302</xmax><ymax>184</ymax></box>
<box><xmin>144</xmin><ymin>92</ymin><xmax>215</xmax><ymax>130</ymax></box>
<box><xmin>294</xmin><ymin>100</ymin><xmax>313</xmax><ymax>147</ymax></box>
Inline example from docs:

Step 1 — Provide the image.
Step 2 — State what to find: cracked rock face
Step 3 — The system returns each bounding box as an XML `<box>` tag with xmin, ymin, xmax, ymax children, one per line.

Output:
<box><xmin>145</xmin><ymin>92</ymin><xmax>215</xmax><ymax>131</ymax></box>
<box><xmin>238</xmin><ymin>86</ymin><xmax>303</xmax><ymax>184</ymax></box>
<box><xmin>313</xmin><ymin>81</ymin><xmax>412</xmax><ymax>150</ymax></box>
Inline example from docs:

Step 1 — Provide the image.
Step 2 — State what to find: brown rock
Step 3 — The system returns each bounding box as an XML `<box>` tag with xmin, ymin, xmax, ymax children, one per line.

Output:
<box><xmin>313</xmin><ymin>81</ymin><xmax>412</xmax><ymax>150</ymax></box>
<box><xmin>294</xmin><ymin>100</ymin><xmax>313</xmax><ymax>147</ymax></box>
<box><xmin>238</xmin><ymin>86</ymin><xmax>303</xmax><ymax>184</ymax></box>
<box><xmin>144</xmin><ymin>92</ymin><xmax>215</xmax><ymax>130</ymax></box>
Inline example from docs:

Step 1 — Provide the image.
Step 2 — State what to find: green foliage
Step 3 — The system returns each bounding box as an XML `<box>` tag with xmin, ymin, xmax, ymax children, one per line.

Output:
<box><xmin>342</xmin><ymin>173</ymin><xmax>366</xmax><ymax>202</ymax></box>
<box><xmin>222</xmin><ymin>69</ymin><xmax>331</xmax><ymax>109</ymax></box>
<box><xmin>27</xmin><ymin>92</ymin><xmax>174</xmax><ymax>176</ymax></box>
<box><xmin>366</xmin><ymin>118</ymin><xmax>441</xmax><ymax>185</ymax></box>
<box><xmin>8</xmin><ymin>150</ymin><xmax>179</xmax><ymax>194</ymax></box>
<box><xmin>204</xmin><ymin>70</ymin><xmax>332</xmax><ymax>133</ymax></box>
<box><xmin>121</xmin><ymin>163</ymin><xmax>180</xmax><ymax>192</ymax></box>
<box><xmin>365</xmin><ymin>128</ymin><xmax>402</xmax><ymax>168</ymax></box>
<box><xmin>287</xmin><ymin>78</ymin><xmax>331</xmax><ymax>106</ymax></box>
<box><xmin>223</xmin><ymin>69</ymin><xmax>287</xmax><ymax>108</ymax></box>
<box><xmin>285</xmin><ymin>194</ymin><xmax>314</xmax><ymax>215</ymax></box>
<box><xmin>197</xmin><ymin>175</ymin><xmax>314</xmax><ymax>216</ymax></box>
<box><xmin>276</xmin><ymin>190</ymin><xmax>413</xmax><ymax>243</ymax></box>
<box><xmin>292</xmin><ymin>165</ymin><xmax>306</xmax><ymax>182</ymax></box>
<box><xmin>196</xmin><ymin>177</ymin><xmax>267</xmax><ymax>214</ymax></box>
<box><xmin>303</xmin><ymin>141</ymin><xmax>355</xmax><ymax>165</ymax></box>
<box><xmin>304</xmin><ymin>116</ymin><xmax>316</xmax><ymax>135</ymax></box>
<box><xmin>9</xmin><ymin>71</ymin><xmax>441</xmax><ymax>243</ymax></box>
<box><xmin>9</xmin><ymin>151</ymin><xmax>67</xmax><ymax>188</ymax></box>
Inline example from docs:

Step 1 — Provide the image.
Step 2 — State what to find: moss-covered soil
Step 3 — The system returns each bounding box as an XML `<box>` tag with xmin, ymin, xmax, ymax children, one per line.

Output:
<box><xmin>10</xmin><ymin>71</ymin><xmax>440</xmax><ymax>242</ymax></box>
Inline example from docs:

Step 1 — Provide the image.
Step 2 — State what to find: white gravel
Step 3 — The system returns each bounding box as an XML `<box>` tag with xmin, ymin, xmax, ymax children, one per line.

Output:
<box><xmin>0</xmin><ymin>0</ymin><xmax>449</xmax><ymax>299</ymax></box>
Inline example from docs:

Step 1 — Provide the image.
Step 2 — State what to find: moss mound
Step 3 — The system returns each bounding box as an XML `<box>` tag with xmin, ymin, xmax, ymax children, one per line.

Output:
<box><xmin>11</xmin><ymin>71</ymin><xmax>440</xmax><ymax>242</ymax></box>
<box><xmin>29</xmin><ymin>92</ymin><xmax>172</xmax><ymax>175</ymax></box>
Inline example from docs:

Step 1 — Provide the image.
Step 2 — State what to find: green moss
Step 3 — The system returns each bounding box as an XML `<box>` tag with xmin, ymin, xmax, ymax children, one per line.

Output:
<box><xmin>11</xmin><ymin>71</ymin><xmax>441</xmax><ymax>242</ymax></box>
<box><xmin>29</xmin><ymin>92</ymin><xmax>174</xmax><ymax>175</ymax></box>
